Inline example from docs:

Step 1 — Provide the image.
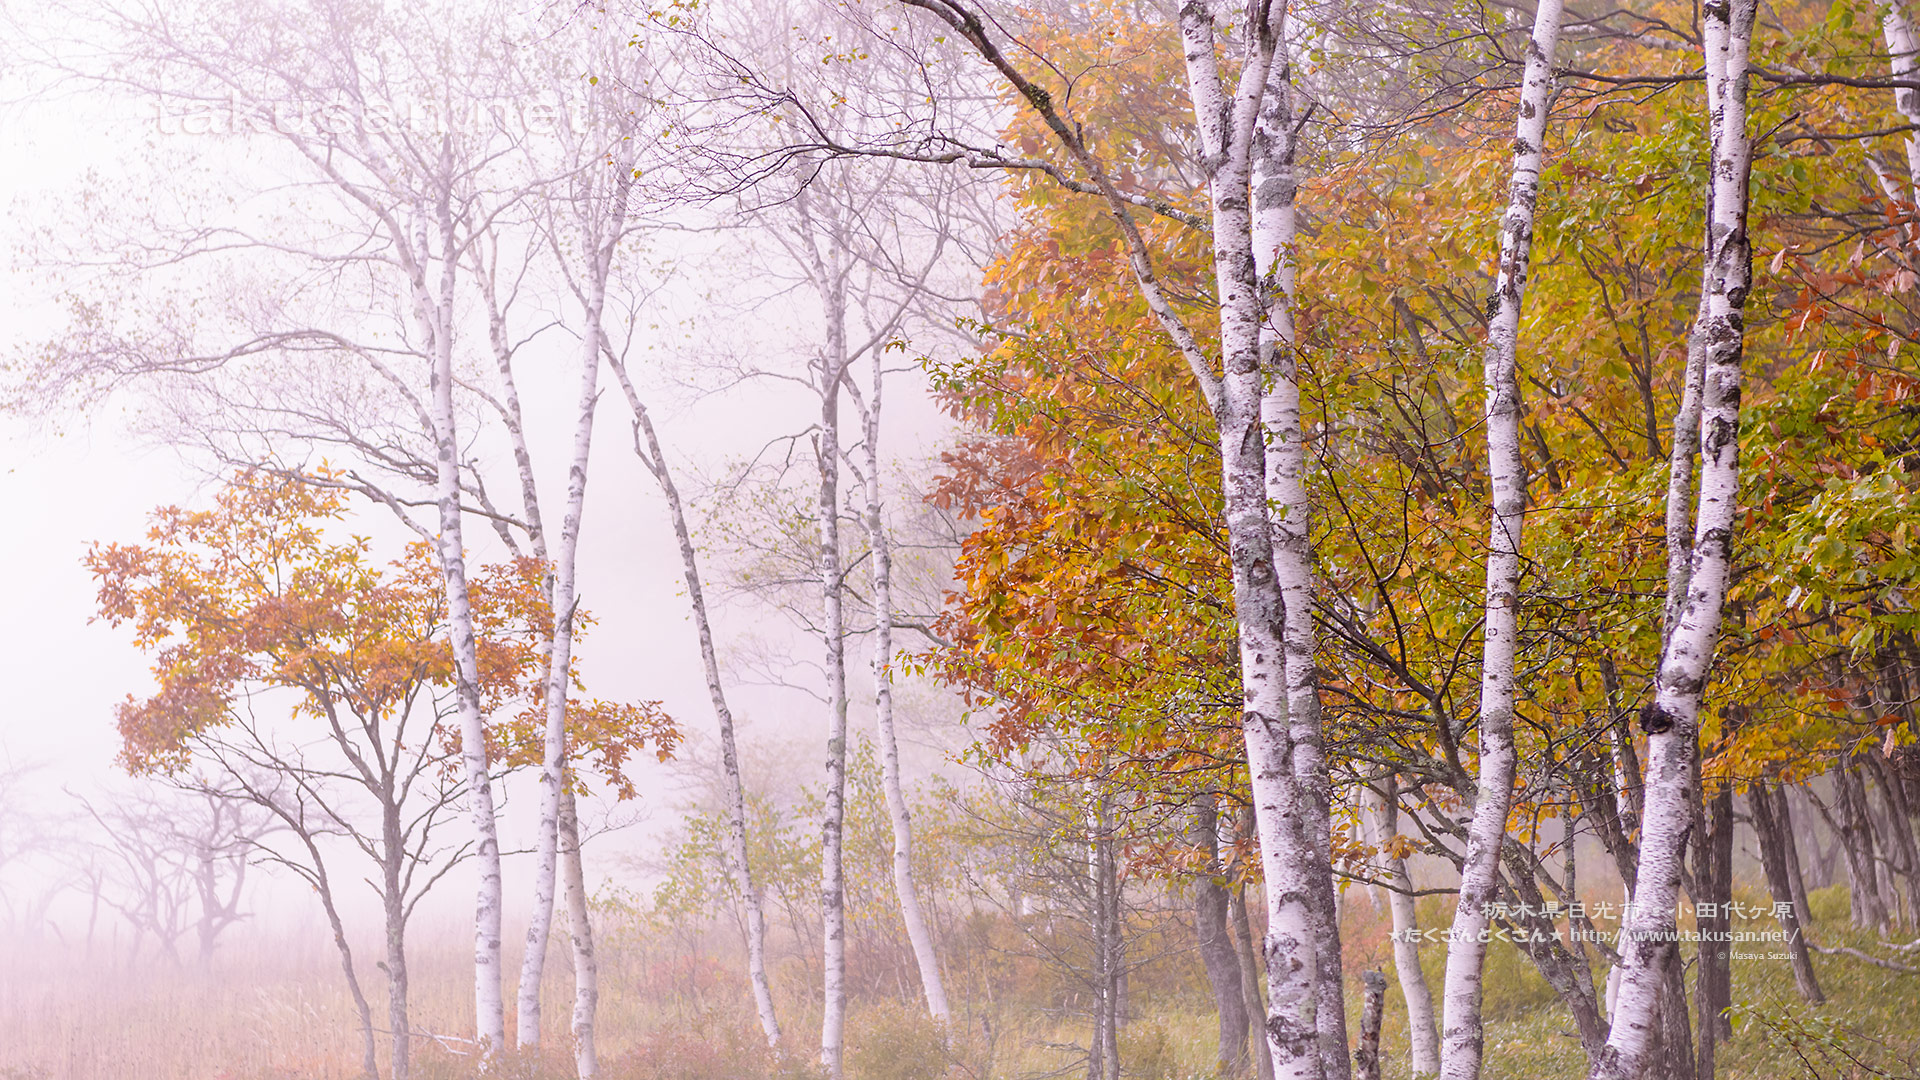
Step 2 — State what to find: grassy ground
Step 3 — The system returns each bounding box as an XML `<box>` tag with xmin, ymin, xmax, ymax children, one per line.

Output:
<box><xmin>2</xmin><ymin>888</ymin><xmax>1915</xmax><ymax>1080</ymax></box>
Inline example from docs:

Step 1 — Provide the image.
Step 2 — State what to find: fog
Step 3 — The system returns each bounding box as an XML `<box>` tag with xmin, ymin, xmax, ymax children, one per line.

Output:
<box><xmin>5</xmin><ymin>2</ymin><xmax>1920</xmax><ymax>1080</ymax></box>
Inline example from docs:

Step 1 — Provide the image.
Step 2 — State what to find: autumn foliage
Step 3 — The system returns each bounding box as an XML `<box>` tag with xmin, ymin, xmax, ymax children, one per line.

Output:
<box><xmin>87</xmin><ymin>472</ymin><xmax>676</xmax><ymax>792</ymax></box>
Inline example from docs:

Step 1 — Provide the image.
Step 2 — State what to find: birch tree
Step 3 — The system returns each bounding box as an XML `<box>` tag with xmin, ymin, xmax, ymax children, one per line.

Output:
<box><xmin>1363</xmin><ymin>778</ymin><xmax>1437</xmax><ymax>1077</ymax></box>
<box><xmin>847</xmin><ymin>335</ymin><xmax>953</xmax><ymax>1024</ymax></box>
<box><xmin>1437</xmin><ymin>5</ymin><xmax>1564</xmax><ymax>1079</ymax></box>
<box><xmin>1592</xmin><ymin>3</ymin><xmax>1759</xmax><ymax>1077</ymax></box>
<box><xmin>606</xmin><ymin>361</ymin><xmax>787</xmax><ymax>1047</ymax></box>
<box><xmin>500</xmin><ymin>29</ymin><xmax>647</xmax><ymax>1067</ymax></box>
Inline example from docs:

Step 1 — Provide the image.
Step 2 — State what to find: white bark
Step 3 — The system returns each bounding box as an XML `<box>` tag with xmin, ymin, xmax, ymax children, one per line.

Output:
<box><xmin>818</xmin><ymin>369</ymin><xmax>851</xmax><ymax>1080</ymax></box>
<box><xmin>1591</xmin><ymin>3</ymin><xmax>1757</xmax><ymax>1077</ymax></box>
<box><xmin>880</xmin><ymin>4</ymin><xmax>1334</xmax><ymax>1074</ymax></box>
<box><xmin>803</xmin><ymin>184</ymin><xmax>855</xmax><ymax>1079</ymax></box>
<box><xmin>1439</xmin><ymin>6</ymin><xmax>1563</xmax><ymax>1079</ymax></box>
<box><xmin>1177</xmin><ymin>5</ymin><xmax>1322</xmax><ymax>1078</ymax></box>
<box><xmin>512</xmin><ymin>89</ymin><xmax>638</xmax><ymax>1060</ymax></box>
<box><xmin>1249</xmin><ymin>26</ymin><xmax>1347</xmax><ymax>1079</ymax></box>
<box><xmin>610</xmin><ymin>364</ymin><xmax>784</xmax><ymax>1047</ymax></box>
<box><xmin>1880</xmin><ymin>0</ymin><xmax>1920</xmax><ymax>191</ymax></box>
<box><xmin>515</xmin><ymin>190</ymin><xmax>611</xmax><ymax>1055</ymax></box>
<box><xmin>558</xmin><ymin>784</ymin><xmax>599</xmax><ymax>1078</ymax></box>
<box><xmin>403</xmin><ymin>180</ymin><xmax>510</xmax><ymax>1056</ymax></box>
<box><xmin>1662</xmin><ymin>292</ymin><xmax>1712</xmax><ymax>640</ymax></box>
<box><xmin>1366</xmin><ymin>780</ymin><xmax>1439</xmax><ymax>1077</ymax></box>
<box><xmin>854</xmin><ymin>348</ymin><xmax>951</xmax><ymax>1022</ymax></box>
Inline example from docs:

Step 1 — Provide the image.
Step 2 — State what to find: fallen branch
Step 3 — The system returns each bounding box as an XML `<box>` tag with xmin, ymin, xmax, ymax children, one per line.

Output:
<box><xmin>1808</xmin><ymin>943</ymin><xmax>1920</xmax><ymax>974</ymax></box>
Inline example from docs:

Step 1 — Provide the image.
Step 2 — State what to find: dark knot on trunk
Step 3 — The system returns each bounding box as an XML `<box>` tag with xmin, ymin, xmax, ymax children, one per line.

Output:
<box><xmin>1639</xmin><ymin>702</ymin><xmax>1678</xmax><ymax>735</ymax></box>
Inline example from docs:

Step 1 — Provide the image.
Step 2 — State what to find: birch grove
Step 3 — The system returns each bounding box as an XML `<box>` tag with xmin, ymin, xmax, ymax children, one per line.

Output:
<box><xmin>19</xmin><ymin>2</ymin><xmax>1920</xmax><ymax>1079</ymax></box>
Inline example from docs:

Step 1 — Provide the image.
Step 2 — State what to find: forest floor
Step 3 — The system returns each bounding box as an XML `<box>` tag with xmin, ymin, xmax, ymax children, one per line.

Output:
<box><xmin>1</xmin><ymin>886</ymin><xmax>1914</xmax><ymax>1080</ymax></box>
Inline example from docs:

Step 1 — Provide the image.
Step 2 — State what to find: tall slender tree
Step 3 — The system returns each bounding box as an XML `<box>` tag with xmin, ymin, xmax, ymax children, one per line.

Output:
<box><xmin>1438</xmin><ymin>5</ymin><xmax>1565</xmax><ymax>1078</ymax></box>
<box><xmin>1593</xmin><ymin>3</ymin><xmax>1759</xmax><ymax>1077</ymax></box>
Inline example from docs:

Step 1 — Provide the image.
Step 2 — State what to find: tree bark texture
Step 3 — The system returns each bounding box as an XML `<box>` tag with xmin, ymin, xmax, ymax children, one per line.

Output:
<box><xmin>1233</xmin><ymin>880</ymin><xmax>1277</xmax><ymax>1080</ymax></box>
<box><xmin>517</xmin><ymin>247</ymin><xmax>607</xmax><ymax>1051</ymax></box>
<box><xmin>559</xmin><ymin>784</ymin><xmax>599</xmax><ymax>1078</ymax></box>
<box><xmin>418</xmin><ymin>188</ymin><xmax>507</xmax><ymax>1055</ymax></box>
<box><xmin>1355</xmin><ymin>970</ymin><xmax>1387</xmax><ymax>1080</ymax></box>
<box><xmin>817</xmin><ymin>324</ymin><xmax>852</xmax><ymax>1080</ymax></box>
<box><xmin>1365</xmin><ymin>780</ymin><xmax>1439</xmax><ymax>1076</ymax></box>
<box><xmin>1439</xmin><ymin>5</ymin><xmax>1563</xmax><ymax>1077</ymax></box>
<box><xmin>1249</xmin><ymin>33</ymin><xmax>1347</xmax><ymax>1080</ymax></box>
<box><xmin>1693</xmin><ymin>781</ymin><xmax>1733</xmax><ymax>1080</ymax></box>
<box><xmin>1174</xmin><ymin>5</ymin><xmax>1325</xmax><ymax>1076</ymax></box>
<box><xmin>1592</xmin><ymin>3</ymin><xmax>1757</xmax><ymax>1076</ymax></box>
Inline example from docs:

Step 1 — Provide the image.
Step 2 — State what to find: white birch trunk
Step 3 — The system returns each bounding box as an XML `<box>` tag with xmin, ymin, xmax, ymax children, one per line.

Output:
<box><xmin>416</xmin><ymin>188</ymin><xmax>507</xmax><ymax>1054</ymax></box>
<box><xmin>558</xmin><ymin>783</ymin><xmax>598</xmax><ymax>1078</ymax></box>
<box><xmin>1881</xmin><ymin>0</ymin><xmax>1920</xmax><ymax>191</ymax></box>
<box><xmin>1662</xmin><ymin>291</ymin><xmax>1712</xmax><ymax>639</ymax></box>
<box><xmin>515</xmin><ymin>240</ymin><xmax>607</xmax><ymax>1051</ymax></box>
<box><xmin>817</xmin><ymin>293</ymin><xmax>853</xmax><ymax>1080</ymax></box>
<box><xmin>613</xmin><ymin>370</ymin><xmax>784</xmax><ymax>1046</ymax></box>
<box><xmin>1366</xmin><ymin>780</ymin><xmax>1440</xmax><ymax>1077</ymax></box>
<box><xmin>902</xmin><ymin>6</ymin><xmax>1342</xmax><ymax>1076</ymax></box>
<box><xmin>1591</xmin><ymin>4</ymin><xmax>1757</xmax><ymax>1077</ymax></box>
<box><xmin>1177</xmin><ymin>6</ymin><xmax>1322</xmax><ymax>1077</ymax></box>
<box><xmin>855</xmin><ymin>350</ymin><xmax>951</xmax><ymax>1023</ymax></box>
<box><xmin>1439</xmin><ymin>7</ymin><xmax>1563</xmax><ymax>1079</ymax></box>
<box><xmin>514</xmin><ymin>127</ymin><xmax>633</xmax><ymax>1060</ymax></box>
<box><xmin>1249</xmin><ymin>28</ymin><xmax>1347</xmax><ymax>1078</ymax></box>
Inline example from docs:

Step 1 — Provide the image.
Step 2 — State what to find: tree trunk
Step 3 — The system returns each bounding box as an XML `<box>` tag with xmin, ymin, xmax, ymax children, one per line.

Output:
<box><xmin>1657</xmin><ymin>958</ymin><xmax>1695</xmax><ymax>1080</ymax></box>
<box><xmin>1196</xmin><ymin>801</ymin><xmax>1252</xmax><ymax>1079</ymax></box>
<box><xmin>517</xmin><ymin>263</ymin><xmax>607</xmax><ymax>1051</ymax></box>
<box><xmin>1592</xmin><ymin>4</ymin><xmax>1757</xmax><ymax>1076</ymax></box>
<box><xmin>1366</xmin><ymin>779</ymin><xmax>1439</xmax><ymax>1076</ymax></box>
<box><xmin>817</xmin><ymin>328</ymin><xmax>852</xmax><ymax>1080</ymax></box>
<box><xmin>419</xmin><ymin>192</ymin><xmax>506</xmax><ymax>1056</ymax></box>
<box><xmin>1173</xmin><ymin>8</ymin><xmax>1325</xmax><ymax>1074</ymax></box>
<box><xmin>1879</xmin><ymin>0</ymin><xmax>1920</xmax><ymax>194</ymax></box>
<box><xmin>1249</xmin><ymin>33</ymin><xmax>1347</xmax><ymax>1079</ymax></box>
<box><xmin>1100</xmin><ymin>798</ymin><xmax>1122</xmax><ymax>1080</ymax></box>
<box><xmin>559</xmin><ymin>783</ymin><xmax>599</xmax><ymax>1078</ymax></box>
<box><xmin>614</xmin><ymin>381</ymin><xmax>783</xmax><ymax>1047</ymax></box>
<box><xmin>854</xmin><ymin>349</ymin><xmax>950</xmax><ymax>1022</ymax></box>
<box><xmin>1694</xmin><ymin>781</ymin><xmax>1733</xmax><ymax>1079</ymax></box>
<box><xmin>1090</xmin><ymin>780</ymin><xmax>1121</xmax><ymax>1076</ymax></box>
<box><xmin>1832</xmin><ymin>760</ymin><xmax>1893</xmax><ymax>932</ymax></box>
<box><xmin>1355</xmin><ymin>971</ymin><xmax>1387</xmax><ymax>1080</ymax></box>
<box><xmin>1862</xmin><ymin>747</ymin><xmax>1920</xmax><ymax>926</ymax></box>
<box><xmin>318</xmin><ymin>853</ymin><xmax>378</xmax><ymax>1079</ymax></box>
<box><xmin>1233</xmin><ymin>880</ymin><xmax>1276</xmax><ymax>1080</ymax></box>
<box><xmin>1772</xmin><ymin>785</ymin><xmax>1815</xmax><ymax>927</ymax></box>
<box><xmin>1439</xmin><ymin>6</ymin><xmax>1563</xmax><ymax>1078</ymax></box>
<box><xmin>1748</xmin><ymin>780</ymin><xmax>1824</xmax><ymax>1002</ymax></box>
<box><xmin>386</xmin><ymin>871</ymin><xmax>412</xmax><ymax>1080</ymax></box>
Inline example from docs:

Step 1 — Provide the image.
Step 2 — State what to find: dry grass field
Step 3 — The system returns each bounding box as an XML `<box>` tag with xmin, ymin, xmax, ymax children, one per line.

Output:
<box><xmin>2</xmin><ymin>887</ymin><xmax>1915</xmax><ymax>1080</ymax></box>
